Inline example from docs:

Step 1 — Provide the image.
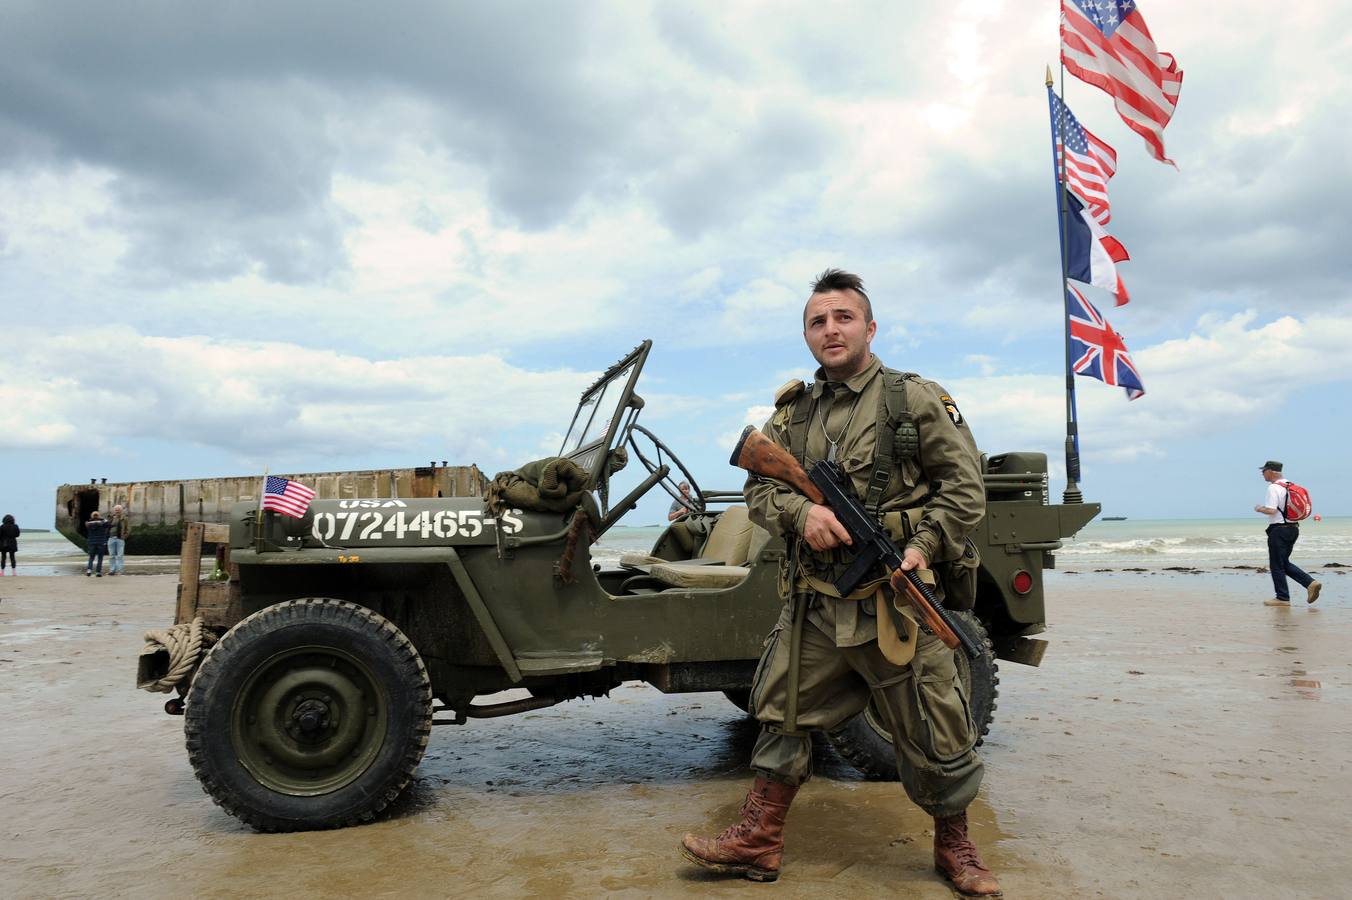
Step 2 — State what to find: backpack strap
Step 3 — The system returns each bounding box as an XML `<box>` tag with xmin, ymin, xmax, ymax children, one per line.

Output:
<box><xmin>863</xmin><ymin>368</ymin><xmax>920</xmax><ymax>517</ymax></box>
<box><xmin>785</xmin><ymin>384</ymin><xmax>814</xmax><ymax>467</ymax></box>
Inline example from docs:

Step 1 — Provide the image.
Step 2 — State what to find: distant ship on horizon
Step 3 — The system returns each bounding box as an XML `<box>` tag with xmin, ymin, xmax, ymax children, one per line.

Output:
<box><xmin>1102</xmin><ymin>516</ymin><xmax>1128</xmax><ymax>521</ymax></box>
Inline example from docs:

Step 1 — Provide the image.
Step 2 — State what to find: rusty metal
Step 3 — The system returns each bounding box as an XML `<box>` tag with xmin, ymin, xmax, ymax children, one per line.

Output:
<box><xmin>55</xmin><ymin>463</ymin><xmax>488</xmax><ymax>554</ymax></box>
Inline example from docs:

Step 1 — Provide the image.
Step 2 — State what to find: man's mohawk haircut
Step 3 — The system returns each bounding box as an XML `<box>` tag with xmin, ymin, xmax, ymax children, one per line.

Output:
<box><xmin>811</xmin><ymin>268</ymin><xmax>868</xmax><ymax>301</ymax></box>
<box><xmin>808</xmin><ymin>268</ymin><xmax>872</xmax><ymax>323</ymax></box>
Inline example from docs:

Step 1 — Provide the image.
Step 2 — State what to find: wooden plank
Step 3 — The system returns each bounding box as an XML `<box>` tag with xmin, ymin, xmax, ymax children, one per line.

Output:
<box><xmin>195</xmin><ymin>583</ymin><xmax>233</xmax><ymax>627</ymax></box>
<box><xmin>202</xmin><ymin>523</ymin><xmax>229</xmax><ymax>543</ymax></box>
<box><xmin>175</xmin><ymin>522</ymin><xmax>204</xmax><ymax>624</ymax></box>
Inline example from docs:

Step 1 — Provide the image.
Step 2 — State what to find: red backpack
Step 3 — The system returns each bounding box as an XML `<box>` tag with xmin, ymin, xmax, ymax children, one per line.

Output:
<box><xmin>1281</xmin><ymin>480</ymin><xmax>1313</xmax><ymax>521</ymax></box>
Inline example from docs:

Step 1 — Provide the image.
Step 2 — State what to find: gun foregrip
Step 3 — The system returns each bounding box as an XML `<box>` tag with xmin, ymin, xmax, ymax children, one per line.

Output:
<box><xmin>899</xmin><ymin>569</ymin><xmax>981</xmax><ymax>660</ymax></box>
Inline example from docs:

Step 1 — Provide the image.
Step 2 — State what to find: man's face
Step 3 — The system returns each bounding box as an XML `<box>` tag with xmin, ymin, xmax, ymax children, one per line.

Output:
<box><xmin>804</xmin><ymin>290</ymin><xmax>877</xmax><ymax>378</ymax></box>
<box><xmin>1262</xmin><ymin>468</ymin><xmax>1279</xmax><ymax>483</ymax></box>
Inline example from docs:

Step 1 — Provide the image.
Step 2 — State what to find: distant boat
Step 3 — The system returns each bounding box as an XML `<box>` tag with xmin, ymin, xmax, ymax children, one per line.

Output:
<box><xmin>1102</xmin><ymin>516</ymin><xmax>1128</xmax><ymax>521</ymax></box>
<box><xmin>55</xmin><ymin>464</ymin><xmax>487</xmax><ymax>555</ymax></box>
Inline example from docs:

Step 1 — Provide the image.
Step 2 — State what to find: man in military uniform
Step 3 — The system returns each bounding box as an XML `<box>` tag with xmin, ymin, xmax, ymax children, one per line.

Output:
<box><xmin>680</xmin><ymin>269</ymin><xmax>1000</xmax><ymax>896</ymax></box>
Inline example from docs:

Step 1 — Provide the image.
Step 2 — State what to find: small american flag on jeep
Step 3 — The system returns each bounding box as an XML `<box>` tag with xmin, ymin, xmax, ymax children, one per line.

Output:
<box><xmin>261</xmin><ymin>476</ymin><xmax>317</xmax><ymax>518</ymax></box>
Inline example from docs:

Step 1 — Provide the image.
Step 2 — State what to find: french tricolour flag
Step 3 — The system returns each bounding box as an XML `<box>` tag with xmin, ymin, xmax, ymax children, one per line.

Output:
<box><xmin>1064</xmin><ymin>190</ymin><xmax>1129</xmax><ymax>307</ymax></box>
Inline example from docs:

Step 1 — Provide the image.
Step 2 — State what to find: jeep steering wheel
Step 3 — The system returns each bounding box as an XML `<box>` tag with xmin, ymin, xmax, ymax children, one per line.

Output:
<box><xmin>626</xmin><ymin>424</ymin><xmax>706</xmax><ymax>516</ymax></box>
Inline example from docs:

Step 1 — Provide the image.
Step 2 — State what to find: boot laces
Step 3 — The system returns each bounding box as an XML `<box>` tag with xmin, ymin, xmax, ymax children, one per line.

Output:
<box><xmin>950</xmin><ymin>838</ymin><xmax>985</xmax><ymax>871</ymax></box>
<box><xmin>938</xmin><ymin>821</ymin><xmax>988</xmax><ymax>872</ymax></box>
<box><xmin>718</xmin><ymin>794</ymin><xmax>765</xmax><ymax>842</ymax></box>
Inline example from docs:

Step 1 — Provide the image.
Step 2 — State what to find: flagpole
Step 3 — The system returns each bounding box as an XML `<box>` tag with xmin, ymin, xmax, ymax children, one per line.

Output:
<box><xmin>255</xmin><ymin>467</ymin><xmax>269</xmax><ymax>552</ymax></box>
<box><xmin>1047</xmin><ymin>65</ymin><xmax>1083</xmax><ymax>504</ymax></box>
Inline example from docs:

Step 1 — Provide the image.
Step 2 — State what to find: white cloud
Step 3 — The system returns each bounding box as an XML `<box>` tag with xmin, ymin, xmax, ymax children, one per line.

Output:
<box><xmin>2</xmin><ymin>2</ymin><xmax>1352</xmax><ymax>521</ymax></box>
<box><xmin>950</xmin><ymin>307</ymin><xmax>1352</xmax><ymax>461</ymax></box>
<box><xmin>964</xmin><ymin>354</ymin><xmax>998</xmax><ymax>376</ymax></box>
<box><xmin>0</xmin><ymin>328</ymin><xmax>593</xmax><ymax>465</ymax></box>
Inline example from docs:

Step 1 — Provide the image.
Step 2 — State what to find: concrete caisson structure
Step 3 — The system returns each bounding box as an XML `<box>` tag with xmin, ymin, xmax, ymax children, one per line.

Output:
<box><xmin>55</xmin><ymin>465</ymin><xmax>487</xmax><ymax>554</ymax></box>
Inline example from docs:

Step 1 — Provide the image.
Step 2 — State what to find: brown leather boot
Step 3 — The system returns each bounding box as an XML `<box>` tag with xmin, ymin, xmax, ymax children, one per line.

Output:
<box><xmin>680</xmin><ymin>777</ymin><xmax>798</xmax><ymax>881</ymax></box>
<box><xmin>934</xmin><ymin>811</ymin><xmax>1002</xmax><ymax>896</ymax></box>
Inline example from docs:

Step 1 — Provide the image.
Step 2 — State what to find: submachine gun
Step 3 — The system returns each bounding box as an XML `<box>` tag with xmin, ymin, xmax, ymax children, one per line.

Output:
<box><xmin>730</xmin><ymin>425</ymin><xmax>981</xmax><ymax>661</ymax></box>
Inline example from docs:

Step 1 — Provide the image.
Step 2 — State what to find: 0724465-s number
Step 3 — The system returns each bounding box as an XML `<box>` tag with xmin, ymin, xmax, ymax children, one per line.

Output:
<box><xmin>310</xmin><ymin>508</ymin><xmax>524</xmax><ymax>543</ymax></box>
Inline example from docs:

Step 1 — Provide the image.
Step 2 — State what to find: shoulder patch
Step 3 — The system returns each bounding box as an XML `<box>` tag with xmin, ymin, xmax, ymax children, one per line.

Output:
<box><xmin>939</xmin><ymin>394</ymin><xmax>963</xmax><ymax>426</ymax></box>
<box><xmin>774</xmin><ymin>379</ymin><xmax>806</xmax><ymax>407</ymax></box>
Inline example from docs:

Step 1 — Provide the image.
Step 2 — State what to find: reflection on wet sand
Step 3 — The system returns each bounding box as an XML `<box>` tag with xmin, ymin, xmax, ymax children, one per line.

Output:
<box><xmin>1</xmin><ymin>570</ymin><xmax>1348</xmax><ymax>898</ymax></box>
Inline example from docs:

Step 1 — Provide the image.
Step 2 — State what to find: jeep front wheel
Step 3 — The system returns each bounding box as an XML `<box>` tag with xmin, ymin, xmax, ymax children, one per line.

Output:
<box><xmin>184</xmin><ymin>598</ymin><xmax>432</xmax><ymax>831</ymax></box>
<box><xmin>826</xmin><ymin>610</ymin><xmax>998</xmax><ymax>781</ymax></box>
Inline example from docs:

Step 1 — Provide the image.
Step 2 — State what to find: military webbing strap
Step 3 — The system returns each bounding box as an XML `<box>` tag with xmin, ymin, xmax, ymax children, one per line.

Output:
<box><xmin>800</xmin><ymin>572</ymin><xmax>889</xmax><ymax>600</ymax></box>
<box><xmin>863</xmin><ymin>369</ymin><xmax>919</xmax><ymax>517</ymax></box>
<box><xmin>782</xmin><ymin>529</ymin><xmax>805</xmax><ymax>734</ymax></box>
<box><xmin>783</xmin><ymin>583</ymin><xmax>807</xmax><ymax>735</ymax></box>
<box><xmin>787</xmin><ymin>388</ymin><xmax>813</xmax><ymax>467</ymax></box>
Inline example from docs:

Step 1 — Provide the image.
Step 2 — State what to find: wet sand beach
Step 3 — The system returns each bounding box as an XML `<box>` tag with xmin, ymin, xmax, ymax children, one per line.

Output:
<box><xmin>2</xmin><ymin>571</ymin><xmax>1349</xmax><ymax>899</ymax></box>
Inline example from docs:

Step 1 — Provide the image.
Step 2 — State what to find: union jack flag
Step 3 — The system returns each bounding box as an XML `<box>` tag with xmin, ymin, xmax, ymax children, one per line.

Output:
<box><xmin>1068</xmin><ymin>285</ymin><xmax>1145</xmax><ymax>400</ymax></box>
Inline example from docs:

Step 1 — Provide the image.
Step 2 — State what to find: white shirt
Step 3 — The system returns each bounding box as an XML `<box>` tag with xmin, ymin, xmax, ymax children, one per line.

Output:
<box><xmin>1263</xmin><ymin>481</ymin><xmax>1288</xmax><ymax>524</ymax></box>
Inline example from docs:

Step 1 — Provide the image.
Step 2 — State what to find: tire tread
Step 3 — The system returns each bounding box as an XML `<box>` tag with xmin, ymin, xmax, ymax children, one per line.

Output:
<box><xmin>184</xmin><ymin>598</ymin><xmax>431</xmax><ymax>832</ymax></box>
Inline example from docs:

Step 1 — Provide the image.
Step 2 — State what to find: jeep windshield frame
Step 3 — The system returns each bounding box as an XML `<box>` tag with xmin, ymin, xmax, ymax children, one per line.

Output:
<box><xmin>559</xmin><ymin>340</ymin><xmax>652</xmax><ymax>487</ymax></box>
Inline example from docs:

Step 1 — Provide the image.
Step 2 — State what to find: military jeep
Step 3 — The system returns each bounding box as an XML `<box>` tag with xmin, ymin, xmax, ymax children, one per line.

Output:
<box><xmin>139</xmin><ymin>340</ymin><xmax>1098</xmax><ymax>831</ymax></box>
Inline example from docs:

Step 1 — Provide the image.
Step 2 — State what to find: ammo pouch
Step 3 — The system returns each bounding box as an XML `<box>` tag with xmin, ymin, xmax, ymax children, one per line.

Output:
<box><xmin>936</xmin><ymin>539</ymin><xmax>980</xmax><ymax>612</ymax></box>
<box><xmin>881</xmin><ymin>509</ymin><xmax>980</xmax><ymax>611</ymax></box>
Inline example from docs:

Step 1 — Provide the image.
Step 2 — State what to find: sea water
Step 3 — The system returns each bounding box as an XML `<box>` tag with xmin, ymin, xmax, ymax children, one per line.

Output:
<box><xmin>601</xmin><ymin>518</ymin><xmax>1352</xmax><ymax>572</ymax></box>
<box><xmin>1055</xmin><ymin>516</ymin><xmax>1352</xmax><ymax>570</ymax></box>
<box><xmin>6</xmin><ymin>531</ymin><xmax>180</xmax><ymax>576</ymax></box>
<box><xmin>12</xmin><ymin>518</ymin><xmax>1351</xmax><ymax>576</ymax></box>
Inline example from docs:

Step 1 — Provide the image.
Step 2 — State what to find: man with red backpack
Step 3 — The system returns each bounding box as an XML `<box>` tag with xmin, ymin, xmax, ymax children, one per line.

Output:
<box><xmin>1255</xmin><ymin>461</ymin><xmax>1321</xmax><ymax>607</ymax></box>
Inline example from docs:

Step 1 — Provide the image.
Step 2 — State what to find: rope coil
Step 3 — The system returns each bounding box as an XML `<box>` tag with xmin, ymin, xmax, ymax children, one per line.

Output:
<box><xmin>138</xmin><ymin>616</ymin><xmax>216</xmax><ymax>694</ymax></box>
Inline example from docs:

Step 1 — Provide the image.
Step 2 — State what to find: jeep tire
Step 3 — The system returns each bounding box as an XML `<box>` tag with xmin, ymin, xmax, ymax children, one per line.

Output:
<box><xmin>185</xmin><ymin>598</ymin><xmax>432</xmax><ymax>831</ymax></box>
<box><xmin>826</xmin><ymin>610</ymin><xmax>998</xmax><ymax>781</ymax></box>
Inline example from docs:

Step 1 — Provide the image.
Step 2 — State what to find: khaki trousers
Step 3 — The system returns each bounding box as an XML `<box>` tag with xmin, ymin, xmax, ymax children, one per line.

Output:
<box><xmin>748</xmin><ymin>598</ymin><xmax>983</xmax><ymax>818</ymax></box>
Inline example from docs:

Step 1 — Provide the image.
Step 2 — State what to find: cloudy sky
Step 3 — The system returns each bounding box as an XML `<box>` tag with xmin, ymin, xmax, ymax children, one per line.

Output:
<box><xmin>2</xmin><ymin>1</ymin><xmax>1349</xmax><ymax>529</ymax></box>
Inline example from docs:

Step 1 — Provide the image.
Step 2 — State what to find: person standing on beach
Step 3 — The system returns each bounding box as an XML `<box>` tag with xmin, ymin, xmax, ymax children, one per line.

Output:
<box><xmin>107</xmin><ymin>505</ymin><xmax>129</xmax><ymax>576</ymax></box>
<box><xmin>1255</xmin><ymin>461</ymin><xmax>1321</xmax><ymax>607</ymax></box>
<box><xmin>0</xmin><ymin>514</ymin><xmax>19</xmax><ymax>574</ymax></box>
<box><xmin>667</xmin><ymin>482</ymin><xmax>695</xmax><ymax>521</ymax></box>
<box><xmin>84</xmin><ymin>511</ymin><xmax>112</xmax><ymax>577</ymax></box>
<box><xmin>680</xmin><ymin>269</ymin><xmax>999</xmax><ymax>895</ymax></box>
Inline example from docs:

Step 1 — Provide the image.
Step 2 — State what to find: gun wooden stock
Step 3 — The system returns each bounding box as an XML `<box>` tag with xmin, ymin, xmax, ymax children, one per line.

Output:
<box><xmin>889</xmin><ymin>569</ymin><xmax>961</xmax><ymax>651</ymax></box>
<box><xmin>729</xmin><ymin>426</ymin><xmax>825</xmax><ymax>505</ymax></box>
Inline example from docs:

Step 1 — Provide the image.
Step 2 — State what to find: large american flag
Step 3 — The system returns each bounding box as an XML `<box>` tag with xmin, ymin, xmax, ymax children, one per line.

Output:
<box><xmin>262</xmin><ymin>475</ymin><xmax>317</xmax><ymax>518</ymax></box>
<box><xmin>1061</xmin><ymin>0</ymin><xmax>1183</xmax><ymax>166</ymax></box>
<box><xmin>1068</xmin><ymin>285</ymin><xmax>1145</xmax><ymax>399</ymax></box>
<box><xmin>1051</xmin><ymin>90</ymin><xmax>1118</xmax><ymax>226</ymax></box>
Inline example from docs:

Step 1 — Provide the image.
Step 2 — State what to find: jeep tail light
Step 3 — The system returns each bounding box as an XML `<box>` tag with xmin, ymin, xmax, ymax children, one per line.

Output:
<box><xmin>1012</xmin><ymin>570</ymin><xmax>1034</xmax><ymax>594</ymax></box>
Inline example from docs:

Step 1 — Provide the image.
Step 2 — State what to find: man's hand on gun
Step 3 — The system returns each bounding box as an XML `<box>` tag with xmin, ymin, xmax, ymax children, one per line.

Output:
<box><xmin>803</xmin><ymin>504</ymin><xmax>927</xmax><ymax>573</ymax></box>
<box><xmin>898</xmin><ymin>546</ymin><xmax>927</xmax><ymax>573</ymax></box>
<box><xmin>803</xmin><ymin>504</ymin><xmax>852</xmax><ymax>551</ymax></box>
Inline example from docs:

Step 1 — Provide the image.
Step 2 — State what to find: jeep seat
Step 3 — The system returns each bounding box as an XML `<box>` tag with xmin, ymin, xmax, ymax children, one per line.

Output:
<box><xmin>621</xmin><ymin>506</ymin><xmax>770</xmax><ymax>590</ymax></box>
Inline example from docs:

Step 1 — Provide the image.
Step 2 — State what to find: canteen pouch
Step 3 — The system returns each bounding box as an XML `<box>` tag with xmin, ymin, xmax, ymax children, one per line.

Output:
<box><xmin>937</xmin><ymin>538</ymin><xmax>980</xmax><ymax>611</ymax></box>
<box><xmin>884</xmin><ymin>509</ymin><xmax>978</xmax><ymax>610</ymax></box>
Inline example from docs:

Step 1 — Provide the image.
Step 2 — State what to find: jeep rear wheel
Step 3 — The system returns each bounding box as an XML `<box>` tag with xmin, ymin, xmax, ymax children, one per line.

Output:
<box><xmin>184</xmin><ymin>598</ymin><xmax>432</xmax><ymax>831</ymax></box>
<box><xmin>826</xmin><ymin>610</ymin><xmax>998</xmax><ymax>781</ymax></box>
